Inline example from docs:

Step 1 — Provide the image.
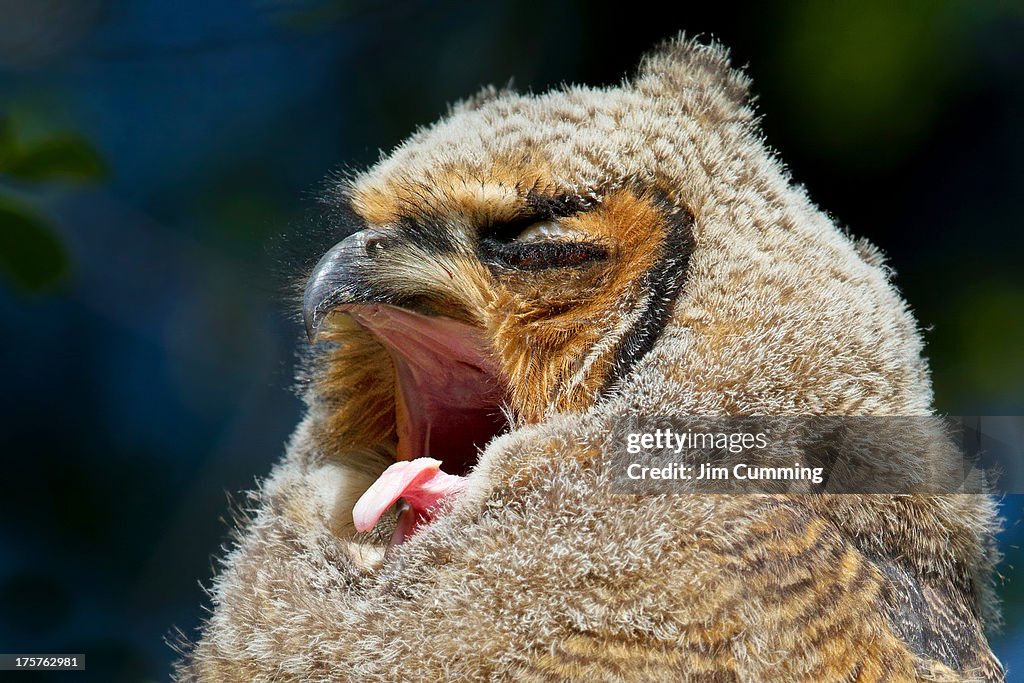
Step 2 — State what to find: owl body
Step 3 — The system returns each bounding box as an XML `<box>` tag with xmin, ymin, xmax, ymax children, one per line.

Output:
<box><xmin>178</xmin><ymin>38</ymin><xmax>1003</xmax><ymax>682</ymax></box>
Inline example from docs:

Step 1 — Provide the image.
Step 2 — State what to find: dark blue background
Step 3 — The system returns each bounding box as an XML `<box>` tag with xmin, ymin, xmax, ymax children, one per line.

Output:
<box><xmin>0</xmin><ymin>1</ymin><xmax>1021</xmax><ymax>680</ymax></box>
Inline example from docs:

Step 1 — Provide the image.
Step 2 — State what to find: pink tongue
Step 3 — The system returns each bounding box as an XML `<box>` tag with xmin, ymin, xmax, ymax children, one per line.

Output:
<box><xmin>352</xmin><ymin>458</ymin><xmax>467</xmax><ymax>540</ymax></box>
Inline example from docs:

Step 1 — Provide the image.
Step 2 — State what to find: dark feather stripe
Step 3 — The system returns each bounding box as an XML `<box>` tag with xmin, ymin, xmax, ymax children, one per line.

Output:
<box><xmin>603</xmin><ymin>203</ymin><xmax>694</xmax><ymax>394</ymax></box>
<box><xmin>874</xmin><ymin>558</ymin><xmax>1004</xmax><ymax>681</ymax></box>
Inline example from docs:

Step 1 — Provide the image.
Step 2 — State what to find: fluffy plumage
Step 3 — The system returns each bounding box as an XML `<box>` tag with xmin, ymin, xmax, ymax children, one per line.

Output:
<box><xmin>176</xmin><ymin>36</ymin><xmax>1003</xmax><ymax>681</ymax></box>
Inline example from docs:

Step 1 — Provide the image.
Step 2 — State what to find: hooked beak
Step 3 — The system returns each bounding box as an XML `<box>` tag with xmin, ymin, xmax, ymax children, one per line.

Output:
<box><xmin>302</xmin><ymin>228</ymin><xmax>393</xmax><ymax>341</ymax></box>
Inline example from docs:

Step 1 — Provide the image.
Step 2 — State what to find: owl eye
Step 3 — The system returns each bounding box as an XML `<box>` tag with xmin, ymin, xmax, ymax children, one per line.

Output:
<box><xmin>513</xmin><ymin>220</ymin><xmax>582</xmax><ymax>243</ymax></box>
<box><xmin>480</xmin><ymin>232</ymin><xmax>607</xmax><ymax>272</ymax></box>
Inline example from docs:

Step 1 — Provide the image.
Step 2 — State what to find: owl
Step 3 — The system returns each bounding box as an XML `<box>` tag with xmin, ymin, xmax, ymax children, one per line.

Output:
<box><xmin>176</xmin><ymin>36</ymin><xmax>1004</xmax><ymax>682</ymax></box>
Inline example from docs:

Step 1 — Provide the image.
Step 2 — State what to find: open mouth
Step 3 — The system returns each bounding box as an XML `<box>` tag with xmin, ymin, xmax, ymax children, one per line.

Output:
<box><xmin>335</xmin><ymin>305</ymin><xmax>509</xmax><ymax>547</ymax></box>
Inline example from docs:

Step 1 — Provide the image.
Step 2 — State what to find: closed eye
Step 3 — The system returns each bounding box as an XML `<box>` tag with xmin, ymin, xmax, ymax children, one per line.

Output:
<box><xmin>479</xmin><ymin>220</ymin><xmax>608</xmax><ymax>271</ymax></box>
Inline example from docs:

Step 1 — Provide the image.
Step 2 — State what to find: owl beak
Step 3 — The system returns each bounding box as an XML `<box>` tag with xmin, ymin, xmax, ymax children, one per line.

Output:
<box><xmin>303</xmin><ymin>228</ymin><xmax>510</xmax><ymax>546</ymax></box>
<box><xmin>302</xmin><ymin>229</ymin><xmax>390</xmax><ymax>342</ymax></box>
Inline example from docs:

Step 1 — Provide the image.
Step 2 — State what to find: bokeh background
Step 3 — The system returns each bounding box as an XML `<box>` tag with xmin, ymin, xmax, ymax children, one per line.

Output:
<box><xmin>0</xmin><ymin>1</ymin><xmax>1021</xmax><ymax>680</ymax></box>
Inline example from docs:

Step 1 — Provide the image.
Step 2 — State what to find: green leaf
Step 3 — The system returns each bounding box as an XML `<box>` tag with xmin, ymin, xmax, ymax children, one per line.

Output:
<box><xmin>0</xmin><ymin>132</ymin><xmax>106</xmax><ymax>183</ymax></box>
<box><xmin>0</xmin><ymin>197</ymin><xmax>71</xmax><ymax>291</ymax></box>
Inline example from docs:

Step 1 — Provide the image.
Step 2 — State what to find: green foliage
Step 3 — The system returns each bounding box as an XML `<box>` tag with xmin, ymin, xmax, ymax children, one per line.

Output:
<box><xmin>954</xmin><ymin>283</ymin><xmax>1024</xmax><ymax>395</ymax></box>
<box><xmin>0</xmin><ymin>196</ymin><xmax>71</xmax><ymax>292</ymax></box>
<box><xmin>0</xmin><ymin>114</ymin><xmax>105</xmax><ymax>292</ymax></box>
<box><xmin>0</xmin><ymin>132</ymin><xmax>105</xmax><ymax>182</ymax></box>
<box><xmin>926</xmin><ymin>279</ymin><xmax>1024</xmax><ymax>410</ymax></box>
<box><xmin>768</xmin><ymin>0</ymin><xmax>1009</xmax><ymax>164</ymax></box>
<box><xmin>0</xmin><ymin>117</ymin><xmax>105</xmax><ymax>183</ymax></box>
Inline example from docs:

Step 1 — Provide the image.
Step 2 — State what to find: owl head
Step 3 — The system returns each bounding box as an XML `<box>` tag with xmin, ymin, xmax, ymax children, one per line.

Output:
<box><xmin>300</xmin><ymin>36</ymin><xmax>931</xmax><ymax>491</ymax></box>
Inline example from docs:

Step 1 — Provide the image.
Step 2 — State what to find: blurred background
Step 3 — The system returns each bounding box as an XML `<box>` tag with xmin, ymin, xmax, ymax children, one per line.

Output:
<box><xmin>0</xmin><ymin>0</ymin><xmax>1021</xmax><ymax>680</ymax></box>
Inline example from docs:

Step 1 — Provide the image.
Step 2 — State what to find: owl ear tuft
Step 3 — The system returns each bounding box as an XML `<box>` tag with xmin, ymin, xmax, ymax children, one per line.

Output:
<box><xmin>633</xmin><ymin>34</ymin><xmax>753</xmax><ymax>124</ymax></box>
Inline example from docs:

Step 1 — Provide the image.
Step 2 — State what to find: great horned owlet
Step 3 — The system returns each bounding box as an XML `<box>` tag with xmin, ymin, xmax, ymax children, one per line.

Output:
<box><xmin>177</xmin><ymin>36</ymin><xmax>1004</xmax><ymax>682</ymax></box>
